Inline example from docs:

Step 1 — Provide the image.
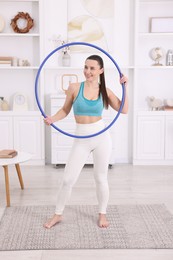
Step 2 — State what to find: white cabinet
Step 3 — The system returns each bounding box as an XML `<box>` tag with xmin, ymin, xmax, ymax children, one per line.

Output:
<box><xmin>13</xmin><ymin>115</ymin><xmax>43</xmax><ymax>161</ymax></box>
<box><xmin>134</xmin><ymin>112</ymin><xmax>173</xmax><ymax>165</ymax></box>
<box><xmin>0</xmin><ymin>112</ymin><xmax>44</xmax><ymax>165</ymax></box>
<box><xmin>165</xmin><ymin>115</ymin><xmax>173</xmax><ymax>160</ymax></box>
<box><xmin>133</xmin><ymin>0</ymin><xmax>173</xmax><ymax>165</ymax></box>
<box><xmin>0</xmin><ymin>116</ymin><xmax>13</xmax><ymax>148</ymax></box>
<box><xmin>135</xmin><ymin>113</ymin><xmax>165</xmax><ymax>161</ymax></box>
<box><xmin>50</xmin><ymin>95</ymin><xmax>75</xmax><ymax>165</ymax></box>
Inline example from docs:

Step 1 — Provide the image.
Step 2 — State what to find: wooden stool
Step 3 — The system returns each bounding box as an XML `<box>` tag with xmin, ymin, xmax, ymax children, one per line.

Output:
<box><xmin>0</xmin><ymin>152</ymin><xmax>32</xmax><ymax>207</ymax></box>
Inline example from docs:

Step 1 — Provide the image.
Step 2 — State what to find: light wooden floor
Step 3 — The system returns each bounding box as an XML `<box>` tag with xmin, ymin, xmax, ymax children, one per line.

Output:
<box><xmin>0</xmin><ymin>163</ymin><xmax>173</xmax><ymax>260</ymax></box>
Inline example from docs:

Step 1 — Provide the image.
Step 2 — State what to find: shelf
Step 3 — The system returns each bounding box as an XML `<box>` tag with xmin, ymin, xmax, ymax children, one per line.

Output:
<box><xmin>139</xmin><ymin>32</ymin><xmax>173</xmax><ymax>37</ymax></box>
<box><xmin>0</xmin><ymin>66</ymin><xmax>39</xmax><ymax>70</ymax></box>
<box><xmin>122</xmin><ymin>66</ymin><xmax>135</xmax><ymax>69</ymax></box>
<box><xmin>44</xmin><ymin>66</ymin><xmax>135</xmax><ymax>70</ymax></box>
<box><xmin>0</xmin><ymin>0</ymin><xmax>39</xmax><ymax>2</ymax></box>
<box><xmin>137</xmin><ymin>110</ymin><xmax>173</xmax><ymax>116</ymax></box>
<box><xmin>0</xmin><ymin>33</ymin><xmax>40</xmax><ymax>37</ymax></box>
<box><xmin>44</xmin><ymin>66</ymin><xmax>171</xmax><ymax>71</ymax></box>
<box><xmin>140</xmin><ymin>0</ymin><xmax>173</xmax><ymax>2</ymax></box>
<box><xmin>44</xmin><ymin>66</ymin><xmax>83</xmax><ymax>70</ymax></box>
<box><xmin>0</xmin><ymin>111</ymin><xmax>41</xmax><ymax>116</ymax></box>
<box><xmin>137</xmin><ymin>66</ymin><xmax>173</xmax><ymax>69</ymax></box>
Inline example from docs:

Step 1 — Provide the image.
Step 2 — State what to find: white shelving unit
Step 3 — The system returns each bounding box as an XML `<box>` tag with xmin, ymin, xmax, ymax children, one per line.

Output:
<box><xmin>2</xmin><ymin>0</ymin><xmax>172</xmax><ymax>166</ymax></box>
<box><xmin>43</xmin><ymin>0</ymin><xmax>132</xmax><ymax>165</ymax></box>
<box><xmin>133</xmin><ymin>0</ymin><xmax>173</xmax><ymax>165</ymax></box>
<box><xmin>0</xmin><ymin>0</ymin><xmax>45</xmax><ymax>165</ymax></box>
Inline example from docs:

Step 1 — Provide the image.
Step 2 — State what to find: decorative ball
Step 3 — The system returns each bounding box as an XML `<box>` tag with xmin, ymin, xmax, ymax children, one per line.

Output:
<box><xmin>149</xmin><ymin>47</ymin><xmax>164</xmax><ymax>65</ymax></box>
<box><xmin>164</xmin><ymin>99</ymin><xmax>173</xmax><ymax>107</ymax></box>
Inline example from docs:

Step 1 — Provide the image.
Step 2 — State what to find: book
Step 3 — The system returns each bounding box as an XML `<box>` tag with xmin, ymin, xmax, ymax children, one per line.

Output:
<box><xmin>0</xmin><ymin>60</ymin><xmax>12</xmax><ymax>67</ymax></box>
<box><xmin>0</xmin><ymin>60</ymin><xmax>11</xmax><ymax>64</ymax></box>
<box><xmin>0</xmin><ymin>57</ymin><xmax>12</xmax><ymax>67</ymax></box>
<box><xmin>164</xmin><ymin>106</ymin><xmax>173</xmax><ymax>111</ymax></box>
<box><xmin>0</xmin><ymin>149</ymin><xmax>18</xmax><ymax>158</ymax></box>
<box><xmin>0</xmin><ymin>56</ymin><xmax>13</xmax><ymax>61</ymax></box>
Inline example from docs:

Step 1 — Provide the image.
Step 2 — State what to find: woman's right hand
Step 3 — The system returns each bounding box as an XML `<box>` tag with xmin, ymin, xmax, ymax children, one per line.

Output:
<box><xmin>44</xmin><ymin>116</ymin><xmax>53</xmax><ymax>126</ymax></box>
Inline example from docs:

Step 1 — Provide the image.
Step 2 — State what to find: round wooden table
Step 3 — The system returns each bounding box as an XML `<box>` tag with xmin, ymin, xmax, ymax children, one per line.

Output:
<box><xmin>0</xmin><ymin>152</ymin><xmax>32</xmax><ymax>207</ymax></box>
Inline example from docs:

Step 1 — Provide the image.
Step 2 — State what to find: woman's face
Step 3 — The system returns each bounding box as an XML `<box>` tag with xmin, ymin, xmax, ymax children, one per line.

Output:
<box><xmin>83</xmin><ymin>59</ymin><xmax>103</xmax><ymax>82</ymax></box>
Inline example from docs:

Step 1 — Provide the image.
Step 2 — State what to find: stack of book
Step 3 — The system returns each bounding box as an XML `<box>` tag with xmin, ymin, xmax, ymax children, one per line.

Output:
<box><xmin>0</xmin><ymin>149</ymin><xmax>18</xmax><ymax>158</ymax></box>
<box><xmin>0</xmin><ymin>57</ymin><xmax>12</xmax><ymax>67</ymax></box>
<box><xmin>164</xmin><ymin>99</ymin><xmax>173</xmax><ymax>110</ymax></box>
<box><xmin>164</xmin><ymin>106</ymin><xmax>173</xmax><ymax>111</ymax></box>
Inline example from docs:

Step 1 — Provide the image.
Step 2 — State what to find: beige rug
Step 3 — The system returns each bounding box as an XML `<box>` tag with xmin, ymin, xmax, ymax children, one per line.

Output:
<box><xmin>0</xmin><ymin>204</ymin><xmax>173</xmax><ymax>250</ymax></box>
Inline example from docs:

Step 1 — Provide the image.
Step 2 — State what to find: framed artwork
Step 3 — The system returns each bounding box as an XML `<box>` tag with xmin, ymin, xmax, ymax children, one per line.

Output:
<box><xmin>149</xmin><ymin>17</ymin><xmax>173</xmax><ymax>33</ymax></box>
<box><xmin>61</xmin><ymin>74</ymin><xmax>78</xmax><ymax>92</ymax></box>
<box><xmin>67</xmin><ymin>0</ymin><xmax>114</xmax><ymax>53</ymax></box>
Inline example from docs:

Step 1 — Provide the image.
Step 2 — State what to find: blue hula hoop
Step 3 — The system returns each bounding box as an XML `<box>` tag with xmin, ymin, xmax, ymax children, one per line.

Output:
<box><xmin>35</xmin><ymin>41</ymin><xmax>125</xmax><ymax>139</ymax></box>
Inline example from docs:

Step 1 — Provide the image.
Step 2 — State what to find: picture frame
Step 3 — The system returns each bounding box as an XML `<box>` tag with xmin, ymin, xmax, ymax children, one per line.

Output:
<box><xmin>149</xmin><ymin>17</ymin><xmax>173</xmax><ymax>33</ymax></box>
<box><xmin>61</xmin><ymin>74</ymin><xmax>78</xmax><ymax>93</ymax></box>
<box><xmin>67</xmin><ymin>0</ymin><xmax>114</xmax><ymax>53</ymax></box>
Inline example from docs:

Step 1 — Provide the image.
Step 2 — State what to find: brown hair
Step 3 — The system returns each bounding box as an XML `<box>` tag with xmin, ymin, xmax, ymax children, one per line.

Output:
<box><xmin>86</xmin><ymin>55</ymin><xmax>109</xmax><ymax>109</ymax></box>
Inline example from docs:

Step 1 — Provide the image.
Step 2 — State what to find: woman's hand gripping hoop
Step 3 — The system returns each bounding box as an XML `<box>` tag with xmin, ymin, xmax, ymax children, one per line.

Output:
<box><xmin>35</xmin><ymin>42</ymin><xmax>125</xmax><ymax>139</ymax></box>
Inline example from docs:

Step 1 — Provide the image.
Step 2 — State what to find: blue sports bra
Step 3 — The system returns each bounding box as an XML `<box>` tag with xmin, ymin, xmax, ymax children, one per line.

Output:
<box><xmin>73</xmin><ymin>82</ymin><xmax>104</xmax><ymax>117</ymax></box>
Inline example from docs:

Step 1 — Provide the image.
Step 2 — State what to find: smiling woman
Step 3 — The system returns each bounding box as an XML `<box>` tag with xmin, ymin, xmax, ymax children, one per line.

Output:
<box><xmin>35</xmin><ymin>43</ymin><xmax>128</xmax><ymax>230</ymax></box>
<box><xmin>43</xmin><ymin>54</ymin><xmax>128</xmax><ymax>229</ymax></box>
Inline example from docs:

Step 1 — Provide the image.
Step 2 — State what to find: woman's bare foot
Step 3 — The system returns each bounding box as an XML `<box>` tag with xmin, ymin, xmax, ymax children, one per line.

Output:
<box><xmin>43</xmin><ymin>214</ymin><xmax>62</xmax><ymax>229</ymax></box>
<box><xmin>98</xmin><ymin>213</ymin><xmax>109</xmax><ymax>228</ymax></box>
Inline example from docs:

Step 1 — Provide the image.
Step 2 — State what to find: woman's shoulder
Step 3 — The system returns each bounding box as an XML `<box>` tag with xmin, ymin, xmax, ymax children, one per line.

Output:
<box><xmin>67</xmin><ymin>82</ymin><xmax>83</xmax><ymax>98</ymax></box>
<box><xmin>69</xmin><ymin>82</ymin><xmax>82</xmax><ymax>92</ymax></box>
<box><xmin>69</xmin><ymin>82</ymin><xmax>80</xmax><ymax>88</ymax></box>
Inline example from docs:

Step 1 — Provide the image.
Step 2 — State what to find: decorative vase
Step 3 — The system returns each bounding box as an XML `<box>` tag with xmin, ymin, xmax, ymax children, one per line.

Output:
<box><xmin>166</xmin><ymin>50</ymin><xmax>173</xmax><ymax>66</ymax></box>
<box><xmin>0</xmin><ymin>97</ymin><xmax>3</xmax><ymax>110</ymax></box>
<box><xmin>1</xmin><ymin>97</ymin><xmax>9</xmax><ymax>111</ymax></box>
<box><xmin>62</xmin><ymin>51</ymin><xmax>71</xmax><ymax>67</ymax></box>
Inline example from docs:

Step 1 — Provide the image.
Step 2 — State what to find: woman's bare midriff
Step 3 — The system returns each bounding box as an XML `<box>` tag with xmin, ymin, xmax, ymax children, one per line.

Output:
<box><xmin>75</xmin><ymin>115</ymin><xmax>102</xmax><ymax>124</ymax></box>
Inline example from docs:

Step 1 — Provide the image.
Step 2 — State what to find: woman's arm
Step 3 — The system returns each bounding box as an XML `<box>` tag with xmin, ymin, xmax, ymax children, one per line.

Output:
<box><xmin>107</xmin><ymin>75</ymin><xmax>128</xmax><ymax>114</ymax></box>
<box><xmin>44</xmin><ymin>84</ymin><xmax>75</xmax><ymax>125</ymax></box>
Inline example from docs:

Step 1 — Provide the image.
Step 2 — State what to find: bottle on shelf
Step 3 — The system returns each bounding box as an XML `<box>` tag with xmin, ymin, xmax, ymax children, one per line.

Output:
<box><xmin>0</xmin><ymin>97</ymin><xmax>3</xmax><ymax>110</ymax></box>
<box><xmin>62</xmin><ymin>51</ymin><xmax>71</xmax><ymax>67</ymax></box>
<box><xmin>166</xmin><ymin>50</ymin><xmax>173</xmax><ymax>66</ymax></box>
<box><xmin>0</xmin><ymin>97</ymin><xmax>9</xmax><ymax>111</ymax></box>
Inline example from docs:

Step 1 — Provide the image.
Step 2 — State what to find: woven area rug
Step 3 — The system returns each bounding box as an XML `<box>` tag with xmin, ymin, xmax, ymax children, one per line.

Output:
<box><xmin>0</xmin><ymin>204</ymin><xmax>173</xmax><ymax>250</ymax></box>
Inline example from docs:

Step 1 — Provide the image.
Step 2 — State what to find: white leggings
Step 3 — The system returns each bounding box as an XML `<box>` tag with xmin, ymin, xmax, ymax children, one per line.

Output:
<box><xmin>55</xmin><ymin>119</ymin><xmax>112</xmax><ymax>215</ymax></box>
